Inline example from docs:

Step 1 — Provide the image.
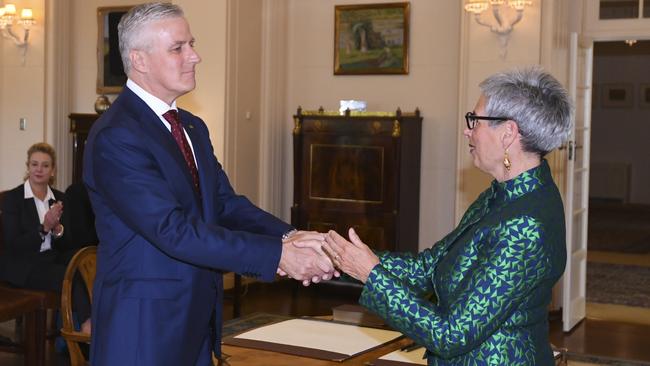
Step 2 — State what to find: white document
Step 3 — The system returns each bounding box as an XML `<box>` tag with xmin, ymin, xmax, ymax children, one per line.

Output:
<box><xmin>378</xmin><ymin>348</ymin><xmax>427</xmax><ymax>365</ymax></box>
<box><xmin>233</xmin><ymin>318</ymin><xmax>402</xmax><ymax>356</ymax></box>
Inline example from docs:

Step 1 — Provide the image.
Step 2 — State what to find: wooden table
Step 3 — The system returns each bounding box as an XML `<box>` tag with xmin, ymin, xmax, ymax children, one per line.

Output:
<box><xmin>221</xmin><ymin>337</ymin><xmax>412</xmax><ymax>365</ymax></box>
<box><xmin>0</xmin><ymin>287</ymin><xmax>46</xmax><ymax>366</ymax></box>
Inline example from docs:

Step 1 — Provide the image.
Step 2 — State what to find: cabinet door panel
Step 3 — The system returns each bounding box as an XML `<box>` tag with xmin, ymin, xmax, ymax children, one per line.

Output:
<box><xmin>297</xmin><ymin>210</ymin><xmax>396</xmax><ymax>252</ymax></box>
<box><xmin>301</xmin><ymin>133</ymin><xmax>397</xmax><ymax>213</ymax></box>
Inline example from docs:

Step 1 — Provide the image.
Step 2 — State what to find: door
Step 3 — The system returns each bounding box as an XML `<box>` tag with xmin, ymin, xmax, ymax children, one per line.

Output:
<box><xmin>562</xmin><ymin>32</ymin><xmax>593</xmax><ymax>332</ymax></box>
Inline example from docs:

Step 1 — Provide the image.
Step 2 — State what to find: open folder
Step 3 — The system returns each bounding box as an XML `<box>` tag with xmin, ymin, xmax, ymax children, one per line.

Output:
<box><xmin>222</xmin><ymin>318</ymin><xmax>403</xmax><ymax>361</ymax></box>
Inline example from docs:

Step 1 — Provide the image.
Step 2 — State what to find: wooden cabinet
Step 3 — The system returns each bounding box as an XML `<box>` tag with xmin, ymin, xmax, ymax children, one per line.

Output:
<box><xmin>69</xmin><ymin>113</ymin><xmax>99</xmax><ymax>184</ymax></box>
<box><xmin>291</xmin><ymin>108</ymin><xmax>422</xmax><ymax>254</ymax></box>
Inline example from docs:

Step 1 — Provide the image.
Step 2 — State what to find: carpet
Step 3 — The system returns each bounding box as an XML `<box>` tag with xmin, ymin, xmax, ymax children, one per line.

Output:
<box><xmin>587</xmin><ymin>262</ymin><xmax>650</xmax><ymax>308</ymax></box>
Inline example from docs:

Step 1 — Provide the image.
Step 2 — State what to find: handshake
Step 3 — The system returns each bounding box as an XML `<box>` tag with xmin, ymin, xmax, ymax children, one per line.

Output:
<box><xmin>276</xmin><ymin>228</ymin><xmax>380</xmax><ymax>286</ymax></box>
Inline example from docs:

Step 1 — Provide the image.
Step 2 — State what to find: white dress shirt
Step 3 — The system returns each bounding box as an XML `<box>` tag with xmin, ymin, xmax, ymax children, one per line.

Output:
<box><xmin>126</xmin><ymin>79</ymin><xmax>199</xmax><ymax>168</ymax></box>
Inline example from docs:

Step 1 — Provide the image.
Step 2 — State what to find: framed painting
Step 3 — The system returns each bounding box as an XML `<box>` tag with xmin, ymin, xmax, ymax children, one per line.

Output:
<box><xmin>334</xmin><ymin>2</ymin><xmax>410</xmax><ymax>75</ymax></box>
<box><xmin>97</xmin><ymin>6</ymin><xmax>132</xmax><ymax>94</ymax></box>
<box><xmin>601</xmin><ymin>83</ymin><xmax>633</xmax><ymax>108</ymax></box>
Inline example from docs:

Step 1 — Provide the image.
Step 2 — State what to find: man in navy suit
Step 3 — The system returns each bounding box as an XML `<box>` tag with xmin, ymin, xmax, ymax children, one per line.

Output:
<box><xmin>83</xmin><ymin>3</ymin><xmax>335</xmax><ymax>365</ymax></box>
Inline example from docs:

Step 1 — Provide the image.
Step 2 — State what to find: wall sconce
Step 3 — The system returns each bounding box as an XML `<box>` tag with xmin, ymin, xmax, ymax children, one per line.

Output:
<box><xmin>464</xmin><ymin>0</ymin><xmax>532</xmax><ymax>58</ymax></box>
<box><xmin>0</xmin><ymin>3</ymin><xmax>36</xmax><ymax>63</ymax></box>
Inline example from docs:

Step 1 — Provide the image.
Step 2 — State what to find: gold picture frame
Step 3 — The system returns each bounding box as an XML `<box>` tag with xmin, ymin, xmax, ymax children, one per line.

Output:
<box><xmin>334</xmin><ymin>2</ymin><xmax>410</xmax><ymax>75</ymax></box>
<box><xmin>97</xmin><ymin>6</ymin><xmax>132</xmax><ymax>94</ymax></box>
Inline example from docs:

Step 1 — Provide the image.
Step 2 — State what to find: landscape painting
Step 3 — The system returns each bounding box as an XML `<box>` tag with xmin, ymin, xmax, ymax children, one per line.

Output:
<box><xmin>334</xmin><ymin>2</ymin><xmax>410</xmax><ymax>75</ymax></box>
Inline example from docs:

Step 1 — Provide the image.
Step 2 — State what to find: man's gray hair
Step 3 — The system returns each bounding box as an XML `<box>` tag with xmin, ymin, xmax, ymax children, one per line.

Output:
<box><xmin>118</xmin><ymin>2</ymin><xmax>184</xmax><ymax>74</ymax></box>
<box><xmin>479</xmin><ymin>67</ymin><xmax>574</xmax><ymax>156</ymax></box>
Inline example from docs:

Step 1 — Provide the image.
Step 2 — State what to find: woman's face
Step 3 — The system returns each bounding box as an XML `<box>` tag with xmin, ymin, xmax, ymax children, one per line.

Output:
<box><xmin>463</xmin><ymin>94</ymin><xmax>507</xmax><ymax>178</ymax></box>
<box><xmin>27</xmin><ymin>151</ymin><xmax>54</xmax><ymax>186</ymax></box>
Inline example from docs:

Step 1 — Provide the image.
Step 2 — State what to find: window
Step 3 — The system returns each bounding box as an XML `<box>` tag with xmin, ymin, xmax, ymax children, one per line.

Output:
<box><xmin>599</xmin><ymin>0</ymin><xmax>649</xmax><ymax>19</ymax></box>
<box><xmin>600</xmin><ymin>0</ymin><xmax>638</xmax><ymax>19</ymax></box>
<box><xmin>585</xmin><ymin>0</ymin><xmax>650</xmax><ymax>38</ymax></box>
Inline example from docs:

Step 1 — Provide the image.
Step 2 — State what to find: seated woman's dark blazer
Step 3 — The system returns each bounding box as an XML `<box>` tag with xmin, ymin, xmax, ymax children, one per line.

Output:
<box><xmin>0</xmin><ymin>184</ymin><xmax>66</xmax><ymax>287</ymax></box>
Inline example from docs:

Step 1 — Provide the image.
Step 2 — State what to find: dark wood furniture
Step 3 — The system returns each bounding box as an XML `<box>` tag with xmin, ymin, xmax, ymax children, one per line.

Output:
<box><xmin>0</xmin><ymin>287</ymin><xmax>44</xmax><ymax>366</ymax></box>
<box><xmin>291</xmin><ymin>107</ymin><xmax>422</xmax><ymax>254</ymax></box>
<box><xmin>69</xmin><ymin>113</ymin><xmax>100</xmax><ymax>185</ymax></box>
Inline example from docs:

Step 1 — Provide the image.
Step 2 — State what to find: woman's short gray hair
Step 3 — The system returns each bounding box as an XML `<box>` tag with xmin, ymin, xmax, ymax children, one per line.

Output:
<box><xmin>118</xmin><ymin>2</ymin><xmax>184</xmax><ymax>74</ymax></box>
<box><xmin>479</xmin><ymin>67</ymin><xmax>574</xmax><ymax>156</ymax></box>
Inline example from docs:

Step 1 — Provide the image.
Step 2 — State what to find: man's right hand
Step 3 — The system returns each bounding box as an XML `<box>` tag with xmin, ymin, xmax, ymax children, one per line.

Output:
<box><xmin>278</xmin><ymin>231</ymin><xmax>337</xmax><ymax>286</ymax></box>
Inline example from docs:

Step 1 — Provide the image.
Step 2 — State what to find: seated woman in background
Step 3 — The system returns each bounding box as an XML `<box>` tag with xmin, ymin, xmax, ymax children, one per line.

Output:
<box><xmin>322</xmin><ymin>67</ymin><xmax>572</xmax><ymax>365</ymax></box>
<box><xmin>0</xmin><ymin>142</ymin><xmax>91</xmax><ymax>334</ymax></box>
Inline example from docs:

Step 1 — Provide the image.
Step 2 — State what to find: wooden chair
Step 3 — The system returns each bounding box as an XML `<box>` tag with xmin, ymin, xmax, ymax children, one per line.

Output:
<box><xmin>60</xmin><ymin>246</ymin><xmax>96</xmax><ymax>366</ymax></box>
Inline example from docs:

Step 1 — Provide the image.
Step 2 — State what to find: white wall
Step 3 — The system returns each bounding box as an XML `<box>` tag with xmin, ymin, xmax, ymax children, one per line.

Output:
<box><xmin>175</xmin><ymin>0</ymin><xmax>227</xmax><ymax>160</ymax></box>
<box><xmin>591</xmin><ymin>49</ymin><xmax>650</xmax><ymax>204</ymax></box>
<box><xmin>0</xmin><ymin>0</ymin><xmax>46</xmax><ymax>191</ymax></box>
<box><xmin>68</xmin><ymin>0</ymin><xmax>227</xmax><ymax>156</ymax></box>
<box><xmin>1</xmin><ymin>0</ymin><xmax>227</xmax><ymax>191</ymax></box>
<box><xmin>284</xmin><ymin>0</ymin><xmax>461</xmax><ymax>249</ymax></box>
<box><xmin>224</xmin><ymin>0</ymin><xmax>263</xmax><ymax>203</ymax></box>
<box><xmin>456</xmin><ymin>2</ymin><xmax>543</xmax><ymax>217</ymax></box>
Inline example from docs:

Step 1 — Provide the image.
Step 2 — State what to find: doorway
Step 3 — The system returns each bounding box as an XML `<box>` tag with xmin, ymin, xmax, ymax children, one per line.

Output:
<box><xmin>586</xmin><ymin>39</ymin><xmax>650</xmax><ymax>324</ymax></box>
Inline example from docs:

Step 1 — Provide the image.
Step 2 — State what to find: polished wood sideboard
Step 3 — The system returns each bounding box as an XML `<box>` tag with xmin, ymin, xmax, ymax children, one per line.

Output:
<box><xmin>69</xmin><ymin>113</ymin><xmax>100</xmax><ymax>185</ymax></box>
<box><xmin>291</xmin><ymin>107</ymin><xmax>422</xmax><ymax>254</ymax></box>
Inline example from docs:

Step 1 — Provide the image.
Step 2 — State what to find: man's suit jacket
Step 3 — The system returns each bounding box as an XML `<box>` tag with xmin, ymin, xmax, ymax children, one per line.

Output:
<box><xmin>0</xmin><ymin>184</ymin><xmax>66</xmax><ymax>286</ymax></box>
<box><xmin>83</xmin><ymin>87</ymin><xmax>291</xmax><ymax>366</ymax></box>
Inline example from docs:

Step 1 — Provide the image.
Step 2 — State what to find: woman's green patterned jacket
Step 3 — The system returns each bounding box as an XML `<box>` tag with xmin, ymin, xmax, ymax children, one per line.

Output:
<box><xmin>360</xmin><ymin>160</ymin><xmax>566</xmax><ymax>365</ymax></box>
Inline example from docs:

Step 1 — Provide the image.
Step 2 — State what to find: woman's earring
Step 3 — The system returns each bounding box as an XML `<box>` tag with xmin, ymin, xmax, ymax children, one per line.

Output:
<box><xmin>503</xmin><ymin>151</ymin><xmax>511</xmax><ymax>171</ymax></box>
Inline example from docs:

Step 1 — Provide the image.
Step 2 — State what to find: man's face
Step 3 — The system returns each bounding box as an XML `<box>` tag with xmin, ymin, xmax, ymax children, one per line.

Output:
<box><xmin>135</xmin><ymin>16</ymin><xmax>201</xmax><ymax>104</ymax></box>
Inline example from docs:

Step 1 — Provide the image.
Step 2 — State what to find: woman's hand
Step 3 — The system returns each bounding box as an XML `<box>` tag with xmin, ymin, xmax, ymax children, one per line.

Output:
<box><xmin>323</xmin><ymin>228</ymin><xmax>379</xmax><ymax>284</ymax></box>
<box><xmin>43</xmin><ymin>201</ymin><xmax>63</xmax><ymax>232</ymax></box>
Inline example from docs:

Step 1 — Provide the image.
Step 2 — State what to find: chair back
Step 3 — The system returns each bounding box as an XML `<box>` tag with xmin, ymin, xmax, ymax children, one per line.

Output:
<box><xmin>61</xmin><ymin>246</ymin><xmax>97</xmax><ymax>366</ymax></box>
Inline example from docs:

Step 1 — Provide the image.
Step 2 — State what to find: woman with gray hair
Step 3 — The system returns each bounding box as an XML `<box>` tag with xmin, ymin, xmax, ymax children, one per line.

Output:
<box><xmin>321</xmin><ymin>67</ymin><xmax>572</xmax><ymax>365</ymax></box>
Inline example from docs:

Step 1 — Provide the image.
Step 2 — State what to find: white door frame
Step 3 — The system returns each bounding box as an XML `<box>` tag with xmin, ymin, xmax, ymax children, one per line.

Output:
<box><xmin>562</xmin><ymin>32</ymin><xmax>593</xmax><ymax>332</ymax></box>
<box><xmin>561</xmin><ymin>0</ymin><xmax>650</xmax><ymax>331</ymax></box>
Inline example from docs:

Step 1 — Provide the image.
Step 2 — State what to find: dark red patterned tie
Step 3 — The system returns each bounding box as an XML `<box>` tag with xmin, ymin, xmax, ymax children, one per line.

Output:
<box><xmin>162</xmin><ymin>110</ymin><xmax>200</xmax><ymax>192</ymax></box>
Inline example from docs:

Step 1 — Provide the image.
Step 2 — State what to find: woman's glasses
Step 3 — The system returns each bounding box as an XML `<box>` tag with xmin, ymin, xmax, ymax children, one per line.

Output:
<box><xmin>465</xmin><ymin>112</ymin><xmax>510</xmax><ymax>130</ymax></box>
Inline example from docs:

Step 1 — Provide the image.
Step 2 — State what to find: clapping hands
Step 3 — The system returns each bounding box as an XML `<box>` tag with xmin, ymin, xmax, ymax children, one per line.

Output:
<box><xmin>43</xmin><ymin>201</ymin><xmax>63</xmax><ymax>232</ymax></box>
